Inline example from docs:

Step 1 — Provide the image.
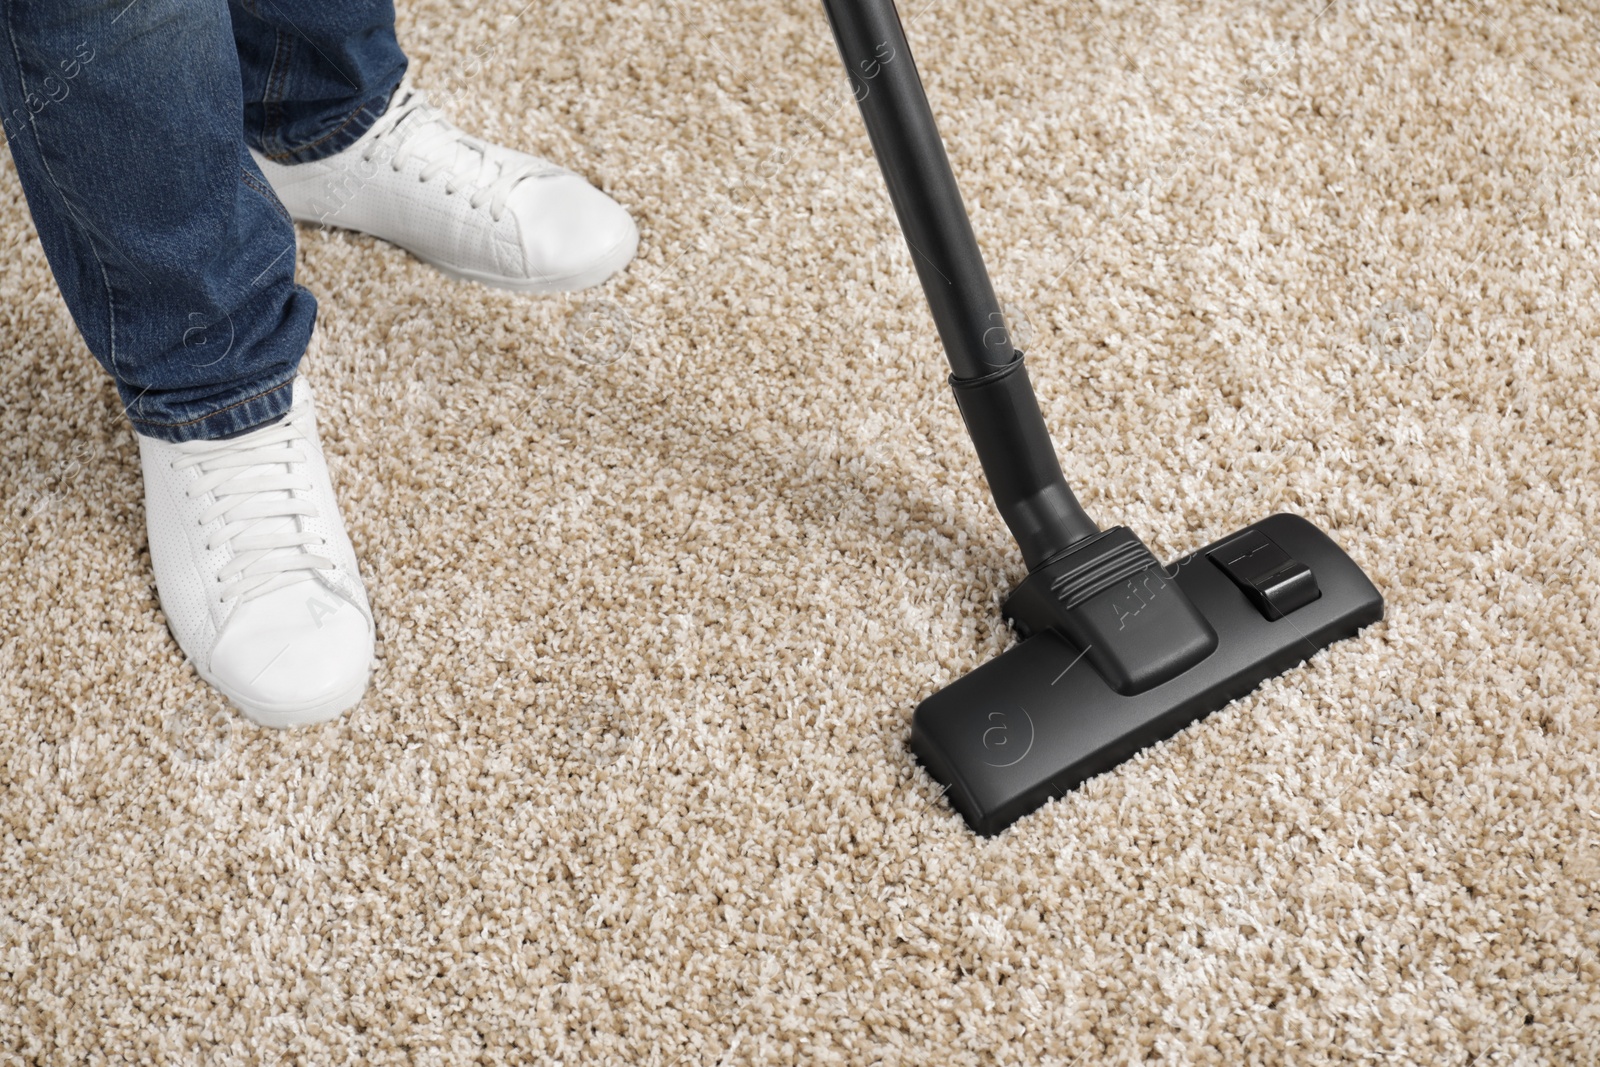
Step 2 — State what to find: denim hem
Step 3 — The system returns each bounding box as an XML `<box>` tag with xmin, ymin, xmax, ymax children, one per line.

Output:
<box><xmin>260</xmin><ymin>76</ymin><xmax>405</xmax><ymax>165</ymax></box>
<box><xmin>128</xmin><ymin>376</ymin><xmax>297</xmax><ymax>443</ymax></box>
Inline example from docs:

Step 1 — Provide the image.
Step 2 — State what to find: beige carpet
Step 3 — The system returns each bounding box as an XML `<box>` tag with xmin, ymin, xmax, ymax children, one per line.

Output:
<box><xmin>3</xmin><ymin>0</ymin><xmax>1597</xmax><ymax>1062</ymax></box>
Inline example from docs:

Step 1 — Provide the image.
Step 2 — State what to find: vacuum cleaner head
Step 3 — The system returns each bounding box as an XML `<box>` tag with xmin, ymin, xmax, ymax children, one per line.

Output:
<box><xmin>913</xmin><ymin>514</ymin><xmax>1383</xmax><ymax>835</ymax></box>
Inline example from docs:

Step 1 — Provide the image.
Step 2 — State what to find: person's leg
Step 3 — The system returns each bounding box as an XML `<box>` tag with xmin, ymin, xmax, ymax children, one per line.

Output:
<box><xmin>228</xmin><ymin>0</ymin><xmax>406</xmax><ymax>164</ymax></box>
<box><xmin>0</xmin><ymin>0</ymin><xmax>314</xmax><ymax>441</ymax></box>
<box><xmin>232</xmin><ymin>0</ymin><xmax>639</xmax><ymax>293</ymax></box>
<box><xmin>0</xmin><ymin>0</ymin><xmax>374</xmax><ymax>725</ymax></box>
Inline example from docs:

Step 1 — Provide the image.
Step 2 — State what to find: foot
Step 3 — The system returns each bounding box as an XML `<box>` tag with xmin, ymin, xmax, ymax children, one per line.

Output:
<box><xmin>253</xmin><ymin>82</ymin><xmax>639</xmax><ymax>293</ymax></box>
<box><xmin>139</xmin><ymin>380</ymin><xmax>375</xmax><ymax>727</ymax></box>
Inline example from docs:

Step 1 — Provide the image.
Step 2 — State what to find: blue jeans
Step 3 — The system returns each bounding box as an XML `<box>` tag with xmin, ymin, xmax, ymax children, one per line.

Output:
<box><xmin>0</xmin><ymin>0</ymin><xmax>406</xmax><ymax>441</ymax></box>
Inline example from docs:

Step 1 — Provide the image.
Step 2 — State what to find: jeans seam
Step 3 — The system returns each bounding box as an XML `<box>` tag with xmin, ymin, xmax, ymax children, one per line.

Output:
<box><xmin>262</xmin><ymin>29</ymin><xmax>292</xmax><ymax>154</ymax></box>
<box><xmin>259</xmin><ymin>95</ymin><xmax>382</xmax><ymax>162</ymax></box>
<box><xmin>240</xmin><ymin>169</ymin><xmax>292</xmax><ymax>225</ymax></box>
<box><xmin>1</xmin><ymin>6</ymin><xmax>119</xmax><ymax>385</ymax></box>
<box><xmin>130</xmin><ymin>376</ymin><xmax>295</xmax><ymax>431</ymax></box>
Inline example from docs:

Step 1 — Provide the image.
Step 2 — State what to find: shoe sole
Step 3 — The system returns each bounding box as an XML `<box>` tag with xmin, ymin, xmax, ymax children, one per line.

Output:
<box><xmin>295</xmin><ymin>214</ymin><xmax>640</xmax><ymax>294</ymax></box>
<box><xmin>196</xmin><ymin>659</ymin><xmax>374</xmax><ymax>729</ymax></box>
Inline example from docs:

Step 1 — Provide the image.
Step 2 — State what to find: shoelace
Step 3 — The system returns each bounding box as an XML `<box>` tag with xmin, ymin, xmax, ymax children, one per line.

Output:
<box><xmin>171</xmin><ymin>414</ymin><xmax>335</xmax><ymax>605</ymax></box>
<box><xmin>360</xmin><ymin>84</ymin><xmax>565</xmax><ymax>222</ymax></box>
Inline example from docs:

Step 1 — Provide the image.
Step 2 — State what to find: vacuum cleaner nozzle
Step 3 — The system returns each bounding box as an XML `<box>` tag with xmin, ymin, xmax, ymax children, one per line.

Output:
<box><xmin>912</xmin><ymin>514</ymin><xmax>1383</xmax><ymax>836</ymax></box>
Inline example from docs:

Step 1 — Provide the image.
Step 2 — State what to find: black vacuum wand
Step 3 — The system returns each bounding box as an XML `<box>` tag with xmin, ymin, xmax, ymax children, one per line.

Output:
<box><xmin>821</xmin><ymin>0</ymin><xmax>1384</xmax><ymax>835</ymax></box>
<box><xmin>820</xmin><ymin>0</ymin><xmax>1097</xmax><ymax>571</ymax></box>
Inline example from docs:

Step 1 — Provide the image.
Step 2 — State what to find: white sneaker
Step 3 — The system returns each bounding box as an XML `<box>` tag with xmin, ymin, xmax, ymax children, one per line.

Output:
<box><xmin>139</xmin><ymin>380</ymin><xmax>375</xmax><ymax>727</ymax></box>
<box><xmin>253</xmin><ymin>82</ymin><xmax>639</xmax><ymax>292</ymax></box>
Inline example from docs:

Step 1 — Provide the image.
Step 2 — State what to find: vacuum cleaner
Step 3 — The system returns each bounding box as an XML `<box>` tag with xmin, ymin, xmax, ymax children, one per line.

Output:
<box><xmin>819</xmin><ymin>0</ymin><xmax>1384</xmax><ymax>835</ymax></box>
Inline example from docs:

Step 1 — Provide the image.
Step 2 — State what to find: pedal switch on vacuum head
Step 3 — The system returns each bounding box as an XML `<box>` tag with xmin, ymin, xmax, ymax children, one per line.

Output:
<box><xmin>1208</xmin><ymin>529</ymin><xmax>1321</xmax><ymax>621</ymax></box>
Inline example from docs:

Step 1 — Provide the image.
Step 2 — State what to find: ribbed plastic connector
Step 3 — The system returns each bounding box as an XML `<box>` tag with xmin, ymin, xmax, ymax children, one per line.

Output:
<box><xmin>1003</xmin><ymin>526</ymin><xmax>1218</xmax><ymax>696</ymax></box>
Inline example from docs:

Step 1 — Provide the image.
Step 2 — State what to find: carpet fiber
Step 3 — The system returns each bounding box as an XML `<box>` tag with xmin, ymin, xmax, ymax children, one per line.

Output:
<box><xmin>2</xmin><ymin>0</ymin><xmax>1597</xmax><ymax>1062</ymax></box>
